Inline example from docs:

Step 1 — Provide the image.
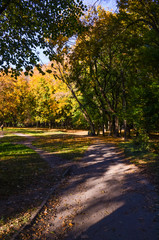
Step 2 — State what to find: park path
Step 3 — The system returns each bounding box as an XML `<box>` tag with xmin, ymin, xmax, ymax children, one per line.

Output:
<box><xmin>11</xmin><ymin>134</ymin><xmax>159</xmax><ymax>239</ymax></box>
<box><xmin>28</xmin><ymin>142</ymin><xmax>159</xmax><ymax>240</ymax></box>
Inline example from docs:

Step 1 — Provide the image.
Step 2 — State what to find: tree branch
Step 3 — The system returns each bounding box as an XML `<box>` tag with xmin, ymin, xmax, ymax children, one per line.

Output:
<box><xmin>127</xmin><ymin>18</ymin><xmax>159</xmax><ymax>35</ymax></box>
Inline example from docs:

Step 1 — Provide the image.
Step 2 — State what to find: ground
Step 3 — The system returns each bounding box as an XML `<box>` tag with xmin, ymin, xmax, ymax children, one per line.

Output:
<box><xmin>0</xmin><ymin>130</ymin><xmax>159</xmax><ymax>239</ymax></box>
<box><xmin>19</xmin><ymin>139</ymin><xmax>159</xmax><ymax>240</ymax></box>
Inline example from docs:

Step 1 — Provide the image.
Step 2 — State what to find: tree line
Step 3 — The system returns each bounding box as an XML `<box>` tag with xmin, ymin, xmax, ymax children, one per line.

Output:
<box><xmin>0</xmin><ymin>65</ymin><xmax>87</xmax><ymax>129</ymax></box>
<box><xmin>0</xmin><ymin>0</ymin><xmax>159</xmax><ymax>140</ymax></box>
<box><xmin>50</xmin><ymin>0</ymin><xmax>159</xmax><ymax>139</ymax></box>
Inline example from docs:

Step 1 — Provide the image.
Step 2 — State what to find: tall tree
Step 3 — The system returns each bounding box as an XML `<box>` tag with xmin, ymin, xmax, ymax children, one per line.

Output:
<box><xmin>68</xmin><ymin>8</ymin><xmax>130</xmax><ymax>136</ymax></box>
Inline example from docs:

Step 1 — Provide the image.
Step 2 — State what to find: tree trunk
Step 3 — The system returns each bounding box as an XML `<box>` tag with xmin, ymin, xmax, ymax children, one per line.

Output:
<box><xmin>123</xmin><ymin>119</ymin><xmax>127</xmax><ymax>140</ymax></box>
<box><xmin>121</xmin><ymin>70</ymin><xmax>127</xmax><ymax>140</ymax></box>
<box><xmin>56</xmin><ymin>63</ymin><xmax>95</xmax><ymax>135</ymax></box>
<box><xmin>102</xmin><ymin>123</ymin><xmax>105</xmax><ymax>136</ymax></box>
<box><xmin>113</xmin><ymin>115</ymin><xmax>119</xmax><ymax>137</ymax></box>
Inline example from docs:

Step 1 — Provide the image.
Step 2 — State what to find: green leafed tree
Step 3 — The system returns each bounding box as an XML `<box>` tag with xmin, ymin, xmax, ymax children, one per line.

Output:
<box><xmin>0</xmin><ymin>0</ymin><xmax>86</xmax><ymax>76</ymax></box>
<box><xmin>68</xmin><ymin>8</ymin><xmax>131</xmax><ymax>136</ymax></box>
<box><xmin>117</xmin><ymin>0</ymin><xmax>159</xmax><ymax>135</ymax></box>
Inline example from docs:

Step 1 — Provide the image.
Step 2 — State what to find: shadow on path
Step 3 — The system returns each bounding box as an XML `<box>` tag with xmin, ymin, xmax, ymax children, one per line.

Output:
<box><xmin>9</xmin><ymin>134</ymin><xmax>159</xmax><ymax>240</ymax></box>
<box><xmin>42</xmin><ymin>143</ymin><xmax>159</xmax><ymax>240</ymax></box>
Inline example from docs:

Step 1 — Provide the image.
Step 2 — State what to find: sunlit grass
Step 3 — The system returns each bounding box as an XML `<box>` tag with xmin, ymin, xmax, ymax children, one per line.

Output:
<box><xmin>33</xmin><ymin>134</ymin><xmax>94</xmax><ymax>161</ymax></box>
<box><xmin>4</xmin><ymin>127</ymin><xmax>65</xmax><ymax>136</ymax></box>
<box><xmin>99</xmin><ymin>135</ymin><xmax>125</xmax><ymax>144</ymax></box>
<box><xmin>0</xmin><ymin>134</ymin><xmax>26</xmax><ymax>143</ymax></box>
<box><xmin>0</xmin><ymin>128</ymin><xmax>93</xmax><ymax>239</ymax></box>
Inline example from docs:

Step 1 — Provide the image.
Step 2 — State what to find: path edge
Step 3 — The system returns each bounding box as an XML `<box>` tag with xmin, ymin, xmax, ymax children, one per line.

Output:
<box><xmin>11</xmin><ymin>167</ymin><xmax>71</xmax><ymax>240</ymax></box>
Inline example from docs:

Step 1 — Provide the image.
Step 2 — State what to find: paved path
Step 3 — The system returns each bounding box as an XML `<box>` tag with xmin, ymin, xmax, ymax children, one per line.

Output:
<box><xmin>38</xmin><ymin>143</ymin><xmax>159</xmax><ymax>240</ymax></box>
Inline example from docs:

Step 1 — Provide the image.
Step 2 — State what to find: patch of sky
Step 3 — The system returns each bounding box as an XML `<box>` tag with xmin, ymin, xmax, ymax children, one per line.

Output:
<box><xmin>83</xmin><ymin>0</ymin><xmax>117</xmax><ymax>12</ymax></box>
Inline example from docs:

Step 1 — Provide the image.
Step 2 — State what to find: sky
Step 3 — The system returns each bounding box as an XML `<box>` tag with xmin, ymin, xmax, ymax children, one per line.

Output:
<box><xmin>83</xmin><ymin>0</ymin><xmax>117</xmax><ymax>11</ymax></box>
<box><xmin>38</xmin><ymin>0</ymin><xmax>117</xmax><ymax>65</ymax></box>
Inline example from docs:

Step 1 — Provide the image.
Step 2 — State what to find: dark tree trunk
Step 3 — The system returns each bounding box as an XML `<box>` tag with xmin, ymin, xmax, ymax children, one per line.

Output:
<box><xmin>102</xmin><ymin>123</ymin><xmax>105</xmax><ymax>136</ymax></box>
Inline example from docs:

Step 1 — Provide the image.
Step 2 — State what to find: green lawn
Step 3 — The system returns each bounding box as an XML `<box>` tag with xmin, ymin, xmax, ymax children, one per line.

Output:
<box><xmin>0</xmin><ymin>133</ymin><xmax>50</xmax><ymax>239</ymax></box>
<box><xmin>32</xmin><ymin>134</ymin><xmax>93</xmax><ymax>161</ymax></box>
<box><xmin>0</xmin><ymin>142</ymin><xmax>49</xmax><ymax>197</ymax></box>
<box><xmin>4</xmin><ymin>127</ymin><xmax>66</xmax><ymax>136</ymax></box>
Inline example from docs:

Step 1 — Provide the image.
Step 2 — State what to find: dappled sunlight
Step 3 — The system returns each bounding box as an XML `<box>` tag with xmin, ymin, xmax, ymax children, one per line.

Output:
<box><xmin>5</xmin><ymin>128</ymin><xmax>89</xmax><ymax>137</ymax></box>
<box><xmin>99</xmin><ymin>135</ymin><xmax>125</xmax><ymax>144</ymax></box>
<box><xmin>106</xmin><ymin>163</ymin><xmax>137</xmax><ymax>176</ymax></box>
<box><xmin>31</xmin><ymin>134</ymin><xmax>94</xmax><ymax>162</ymax></box>
<box><xmin>8</xmin><ymin>132</ymin><xmax>158</xmax><ymax>239</ymax></box>
<box><xmin>1</xmin><ymin>129</ymin><xmax>158</xmax><ymax>239</ymax></box>
<box><xmin>38</xmin><ymin>142</ymin><xmax>158</xmax><ymax>240</ymax></box>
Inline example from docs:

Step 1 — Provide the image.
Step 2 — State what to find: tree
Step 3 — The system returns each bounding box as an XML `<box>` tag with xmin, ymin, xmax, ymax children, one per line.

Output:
<box><xmin>28</xmin><ymin>64</ymin><xmax>76</xmax><ymax>128</ymax></box>
<box><xmin>0</xmin><ymin>0</ymin><xmax>86</xmax><ymax>76</ymax></box>
<box><xmin>0</xmin><ymin>74</ymin><xmax>17</xmax><ymax>124</ymax></box>
<box><xmin>117</xmin><ymin>0</ymin><xmax>159</xmax><ymax>135</ymax></box>
<box><xmin>0</xmin><ymin>73</ymin><xmax>29</xmax><ymax>125</ymax></box>
<box><xmin>68</xmin><ymin>8</ymin><xmax>130</xmax><ymax>136</ymax></box>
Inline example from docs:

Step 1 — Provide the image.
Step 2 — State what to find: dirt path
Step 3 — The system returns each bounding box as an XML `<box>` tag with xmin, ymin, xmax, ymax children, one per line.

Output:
<box><xmin>20</xmin><ymin>142</ymin><xmax>159</xmax><ymax>240</ymax></box>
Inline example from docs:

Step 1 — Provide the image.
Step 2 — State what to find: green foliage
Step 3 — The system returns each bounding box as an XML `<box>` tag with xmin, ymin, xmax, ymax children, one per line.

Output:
<box><xmin>0</xmin><ymin>0</ymin><xmax>86</xmax><ymax>76</ymax></box>
<box><xmin>1</xmin><ymin>1</ymin><xmax>159</xmax><ymax>139</ymax></box>
<box><xmin>132</xmin><ymin>132</ymin><xmax>150</xmax><ymax>151</ymax></box>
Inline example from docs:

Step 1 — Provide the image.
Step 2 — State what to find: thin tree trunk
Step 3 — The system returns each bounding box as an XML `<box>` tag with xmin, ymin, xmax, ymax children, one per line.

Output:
<box><xmin>121</xmin><ymin>70</ymin><xmax>127</xmax><ymax>140</ymax></box>
<box><xmin>123</xmin><ymin>119</ymin><xmax>127</xmax><ymax>140</ymax></box>
<box><xmin>56</xmin><ymin>63</ymin><xmax>96</xmax><ymax>135</ymax></box>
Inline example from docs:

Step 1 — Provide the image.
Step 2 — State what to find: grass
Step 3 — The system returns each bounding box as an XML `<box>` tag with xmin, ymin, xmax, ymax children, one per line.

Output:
<box><xmin>98</xmin><ymin>132</ymin><xmax>159</xmax><ymax>187</ymax></box>
<box><xmin>0</xmin><ymin>132</ymin><xmax>51</xmax><ymax>239</ymax></box>
<box><xmin>4</xmin><ymin>127</ymin><xmax>67</xmax><ymax>136</ymax></box>
<box><xmin>1</xmin><ymin>127</ymin><xmax>159</xmax><ymax>238</ymax></box>
<box><xmin>0</xmin><ymin>128</ymin><xmax>93</xmax><ymax>239</ymax></box>
<box><xmin>0</xmin><ymin>134</ymin><xmax>26</xmax><ymax>143</ymax></box>
<box><xmin>32</xmin><ymin>134</ymin><xmax>94</xmax><ymax>161</ymax></box>
<box><xmin>0</xmin><ymin>129</ymin><xmax>93</xmax><ymax>198</ymax></box>
<box><xmin>0</xmin><ymin>142</ymin><xmax>49</xmax><ymax>197</ymax></box>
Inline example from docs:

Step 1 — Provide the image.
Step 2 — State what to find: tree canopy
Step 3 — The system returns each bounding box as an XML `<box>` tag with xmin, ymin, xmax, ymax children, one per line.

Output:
<box><xmin>0</xmin><ymin>0</ymin><xmax>85</xmax><ymax>76</ymax></box>
<box><xmin>0</xmin><ymin>0</ymin><xmax>159</xmax><ymax>142</ymax></box>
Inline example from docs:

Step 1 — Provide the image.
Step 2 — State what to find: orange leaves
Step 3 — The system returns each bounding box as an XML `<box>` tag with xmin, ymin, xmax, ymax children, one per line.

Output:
<box><xmin>27</xmin><ymin>64</ymin><xmax>73</xmax><ymax>124</ymax></box>
<box><xmin>0</xmin><ymin>60</ymin><xmax>75</xmax><ymax>126</ymax></box>
<box><xmin>0</xmin><ymin>74</ymin><xmax>29</xmax><ymax>122</ymax></box>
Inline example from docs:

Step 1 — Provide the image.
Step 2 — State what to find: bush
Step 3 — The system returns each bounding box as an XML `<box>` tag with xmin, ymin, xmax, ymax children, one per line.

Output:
<box><xmin>133</xmin><ymin>132</ymin><xmax>150</xmax><ymax>151</ymax></box>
